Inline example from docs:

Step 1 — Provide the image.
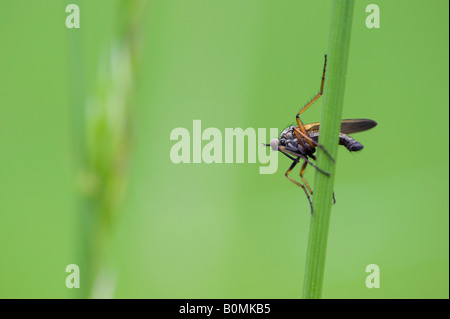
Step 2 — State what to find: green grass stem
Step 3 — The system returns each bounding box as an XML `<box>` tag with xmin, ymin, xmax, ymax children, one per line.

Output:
<box><xmin>68</xmin><ymin>0</ymin><xmax>146</xmax><ymax>298</ymax></box>
<box><xmin>302</xmin><ymin>0</ymin><xmax>355</xmax><ymax>299</ymax></box>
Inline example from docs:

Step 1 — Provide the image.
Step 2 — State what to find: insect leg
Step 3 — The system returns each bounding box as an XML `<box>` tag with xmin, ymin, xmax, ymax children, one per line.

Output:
<box><xmin>278</xmin><ymin>145</ymin><xmax>330</xmax><ymax>176</ymax></box>
<box><xmin>299</xmin><ymin>161</ymin><xmax>313</xmax><ymax>194</ymax></box>
<box><xmin>285</xmin><ymin>161</ymin><xmax>314</xmax><ymax>214</ymax></box>
<box><xmin>293</xmin><ymin>54</ymin><xmax>335</xmax><ymax>162</ymax></box>
<box><xmin>294</xmin><ymin>120</ymin><xmax>316</xmax><ymax>149</ymax></box>
<box><xmin>293</xmin><ymin>126</ymin><xmax>335</xmax><ymax>162</ymax></box>
<box><xmin>297</xmin><ymin>54</ymin><xmax>327</xmax><ymax>116</ymax></box>
<box><xmin>278</xmin><ymin>149</ymin><xmax>298</xmax><ymax>162</ymax></box>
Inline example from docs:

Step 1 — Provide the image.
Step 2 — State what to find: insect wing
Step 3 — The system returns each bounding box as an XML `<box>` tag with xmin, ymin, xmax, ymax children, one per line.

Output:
<box><xmin>304</xmin><ymin>119</ymin><xmax>377</xmax><ymax>134</ymax></box>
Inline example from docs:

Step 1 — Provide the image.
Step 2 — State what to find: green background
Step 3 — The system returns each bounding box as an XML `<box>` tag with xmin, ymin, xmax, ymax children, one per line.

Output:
<box><xmin>0</xmin><ymin>0</ymin><xmax>448</xmax><ymax>298</ymax></box>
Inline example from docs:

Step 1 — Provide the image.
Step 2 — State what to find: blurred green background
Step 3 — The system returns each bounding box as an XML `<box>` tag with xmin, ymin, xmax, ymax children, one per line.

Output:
<box><xmin>0</xmin><ymin>0</ymin><xmax>448</xmax><ymax>298</ymax></box>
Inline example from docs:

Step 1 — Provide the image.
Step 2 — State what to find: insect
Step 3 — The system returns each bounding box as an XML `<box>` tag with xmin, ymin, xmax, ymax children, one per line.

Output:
<box><xmin>266</xmin><ymin>54</ymin><xmax>377</xmax><ymax>214</ymax></box>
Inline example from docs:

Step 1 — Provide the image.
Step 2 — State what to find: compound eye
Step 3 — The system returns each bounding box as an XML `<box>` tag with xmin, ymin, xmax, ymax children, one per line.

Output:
<box><xmin>270</xmin><ymin>138</ymin><xmax>279</xmax><ymax>151</ymax></box>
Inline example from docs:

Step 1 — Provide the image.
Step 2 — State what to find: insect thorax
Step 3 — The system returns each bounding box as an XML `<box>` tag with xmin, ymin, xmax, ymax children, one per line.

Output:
<box><xmin>279</xmin><ymin>126</ymin><xmax>316</xmax><ymax>156</ymax></box>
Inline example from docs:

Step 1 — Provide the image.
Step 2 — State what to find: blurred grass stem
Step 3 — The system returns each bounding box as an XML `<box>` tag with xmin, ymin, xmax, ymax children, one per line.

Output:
<box><xmin>68</xmin><ymin>0</ymin><xmax>146</xmax><ymax>298</ymax></box>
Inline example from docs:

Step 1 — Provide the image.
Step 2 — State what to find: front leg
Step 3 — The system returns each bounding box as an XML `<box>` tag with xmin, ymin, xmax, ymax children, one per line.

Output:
<box><xmin>285</xmin><ymin>161</ymin><xmax>314</xmax><ymax>215</ymax></box>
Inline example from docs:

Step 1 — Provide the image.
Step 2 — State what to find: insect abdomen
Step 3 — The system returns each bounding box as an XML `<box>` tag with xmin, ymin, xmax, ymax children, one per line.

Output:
<box><xmin>309</xmin><ymin>131</ymin><xmax>364</xmax><ymax>151</ymax></box>
<box><xmin>339</xmin><ymin>133</ymin><xmax>363</xmax><ymax>151</ymax></box>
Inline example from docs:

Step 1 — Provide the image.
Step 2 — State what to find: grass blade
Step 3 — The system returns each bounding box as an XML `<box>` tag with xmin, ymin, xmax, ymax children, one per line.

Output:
<box><xmin>303</xmin><ymin>0</ymin><xmax>355</xmax><ymax>299</ymax></box>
